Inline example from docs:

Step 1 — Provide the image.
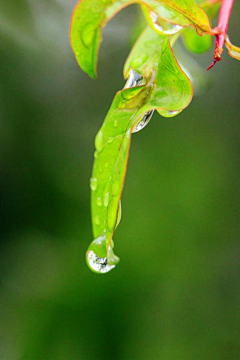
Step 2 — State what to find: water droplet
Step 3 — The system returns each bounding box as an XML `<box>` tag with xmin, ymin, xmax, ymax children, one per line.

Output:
<box><xmin>104</xmin><ymin>192</ymin><xmax>109</xmax><ymax>207</ymax></box>
<box><xmin>107</xmin><ymin>138</ymin><xmax>113</xmax><ymax>144</ymax></box>
<box><xmin>94</xmin><ymin>151</ymin><xmax>98</xmax><ymax>159</ymax></box>
<box><xmin>96</xmin><ymin>197</ymin><xmax>102</xmax><ymax>206</ymax></box>
<box><xmin>90</xmin><ymin>177</ymin><xmax>98</xmax><ymax>191</ymax></box>
<box><xmin>86</xmin><ymin>234</ymin><xmax>119</xmax><ymax>274</ymax></box>
<box><xmin>157</xmin><ymin>109</ymin><xmax>182</xmax><ymax>118</ymax></box>
<box><xmin>95</xmin><ymin>131</ymin><xmax>104</xmax><ymax>152</ymax></box>
<box><xmin>112</xmin><ymin>182</ymin><xmax>119</xmax><ymax>196</ymax></box>
<box><xmin>133</xmin><ymin>110</ymin><xmax>154</xmax><ymax>133</ymax></box>
<box><xmin>81</xmin><ymin>24</ymin><xmax>96</xmax><ymax>48</ymax></box>
<box><xmin>95</xmin><ymin>215</ymin><xmax>100</xmax><ymax>225</ymax></box>
<box><xmin>87</xmin><ymin>250</ymin><xmax>114</xmax><ymax>274</ymax></box>
<box><xmin>149</xmin><ymin>11</ymin><xmax>182</xmax><ymax>35</ymax></box>
<box><xmin>124</xmin><ymin>69</ymin><xmax>144</xmax><ymax>89</ymax></box>
<box><xmin>114</xmin><ymin>120</ymin><xmax>118</xmax><ymax>128</ymax></box>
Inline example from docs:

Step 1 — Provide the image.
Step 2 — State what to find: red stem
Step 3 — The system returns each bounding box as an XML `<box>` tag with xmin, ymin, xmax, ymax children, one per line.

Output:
<box><xmin>207</xmin><ymin>0</ymin><xmax>235</xmax><ymax>70</ymax></box>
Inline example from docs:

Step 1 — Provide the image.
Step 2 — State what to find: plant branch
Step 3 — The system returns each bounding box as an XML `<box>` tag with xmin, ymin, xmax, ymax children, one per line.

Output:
<box><xmin>207</xmin><ymin>0</ymin><xmax>235</xmax><ymax>70</ymax></box>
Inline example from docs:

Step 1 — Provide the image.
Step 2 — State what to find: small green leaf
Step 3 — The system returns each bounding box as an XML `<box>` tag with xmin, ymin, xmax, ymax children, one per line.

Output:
<box><xmin>182</xmin><ymin>27</ymin><xmax>212</xmax><ymax>54</ymax></box>
<box><xmin>87</xmin><ymin>27</ymin><xmax>192</xmax><ymax>273</ymax></box>
<box><xmin>70</xmin><ymin>0</ymin><xmax>211</xmax><ymax>78</ymax></box>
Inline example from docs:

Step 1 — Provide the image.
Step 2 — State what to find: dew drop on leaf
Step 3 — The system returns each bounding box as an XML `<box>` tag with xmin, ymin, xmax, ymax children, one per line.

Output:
<box><xmin>90</xmin><ymin>177</ymin><xmax>98</xmax><ymax>191</ymax></box>
<box><xmin>81</xmin><ymin>24</ymin><xmax>95</xmax><ymax>48</ymax></box>
<box><xmin>96</xmin><ymin>197</ymin><xmax>102</xmax><ymax>206</ymax></box>
<box><xmin>95</xmin><ymin>215</ymin><xmax>100</xmax><ymax>225</ymax></box>
<box><xmin>103</xmin><ymin>192</ymin><xmax>109</xmax><ymax>207</ymax></box>
<box><xmin>95</xmin><ymin>130</ymin><xmax>104</xmax><ymax>152</ymax></box>
<box><xmin>113</xmin><ymin>120</ymin><xmax>118</xmax><ymax>128</ymax></box>
<box><xmin>112</xmin><ymin>182</ymin><xmax>119</xmax><ymax>196</ymax></box>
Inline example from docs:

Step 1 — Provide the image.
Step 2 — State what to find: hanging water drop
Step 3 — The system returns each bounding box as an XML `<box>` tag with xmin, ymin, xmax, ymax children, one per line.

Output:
<box><xmin>124</xmin><ymin>69</ymin><xmax>144</xmax><ymax>89</ymax></box>
<box><xmin>87</xmin><ymin>251</ymin><xmax>115</xmax><ymax>274</ymax></box>
<box><xmin>158</xmin><ymin>109</ymin><xmax>182</xmax><ymax>118</ymax></box>
<box><xmin>133</xmin><ymin>110</ymin><xmax>154</xmax><ymax>133</ymax></box>
<box><xmin>86</xmin><ymin>235</ymin><xmax>119</xmax><ymax>274</ymax></box>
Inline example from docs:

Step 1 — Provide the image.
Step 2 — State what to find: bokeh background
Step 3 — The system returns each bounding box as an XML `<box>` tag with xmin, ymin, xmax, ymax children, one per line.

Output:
<box><xmin>0</xmin><ymin>1</ymin><xmax>240</xmax><ymax>359</ymax></box>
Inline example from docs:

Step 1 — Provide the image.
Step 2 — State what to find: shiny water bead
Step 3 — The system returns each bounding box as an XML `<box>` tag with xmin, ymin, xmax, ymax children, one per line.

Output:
<box><xmin>103</xmin><ymin>192</ymin><xmax>109</xmax><ymax>207</ymax></box>
<box><xmin>112</xmin><ymin>182</ymin><xmax>119</xmax><ymax>196</ymax></box>
<box><xmin>90</xmin><ymin>177</ymin><xmax>98</xmax><ymax>191</ymax></box>
<box><xmin>87</xmin><ymin>250</ymin><xmax>115</xmax><ymax>274</ymax></box>
<box><xmin>133</xmin><ymin>110</ymin><xmax>154</xmax><ymax>133</ymax></box>
<box><xmin>86</xmin><ymin>235</ymin><xmax>119</xmax><ymax>274</ymax></box>
<box><xmin>94</xmin><ymin>215</ymin><xmax>100</xmax><ymax>225</ymax></box>
<box><xmin>158</xmin><ymin>109</ymin><xmax>181</xmax><ymax>118</ymax></box>
<box><xmin>96</xmin><ymin>197</ymin><xmax>102</xmax><ymax>206</ymax></box>
<box><xmin>95</xmin><ymin>130</ymin><xmax>104</xmax><ymax>152</ymax></box>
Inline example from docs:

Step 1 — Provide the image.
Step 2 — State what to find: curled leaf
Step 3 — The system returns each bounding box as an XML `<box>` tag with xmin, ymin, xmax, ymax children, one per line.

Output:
<box><xmin>70</xmin><ymin>0</ymin><xmax>211</xmax><ymax>78</ymax></box>
<box><xmin>87</xmin><ymin>27</ymin><xmax>192</xmax><ymax>273</ymax></box>
<box><xmin>124</xmin><ymin>27</ymin><xmax>193</xmax><ymax>115</ymax></box>
<box><xmin>182</xmin><ymin>0</ymin><xmax>220</xmax><ymax>54</ymax></box>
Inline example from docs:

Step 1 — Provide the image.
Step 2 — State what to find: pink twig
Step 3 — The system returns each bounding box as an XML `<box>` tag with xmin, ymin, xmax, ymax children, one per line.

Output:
<box><xmin>207</xmin><ymin>0</ymin><xmax>235</xmax><ymax>70</ymax></box>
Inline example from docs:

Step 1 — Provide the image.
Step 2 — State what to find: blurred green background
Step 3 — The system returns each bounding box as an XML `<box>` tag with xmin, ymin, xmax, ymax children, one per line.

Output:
<box><xmin>0</xmin><ymin>1</ymin><xmax>240</xmax><ymax>359</ymax></box>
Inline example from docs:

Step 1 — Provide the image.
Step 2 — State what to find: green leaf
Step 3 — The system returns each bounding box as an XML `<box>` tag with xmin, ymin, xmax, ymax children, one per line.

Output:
<box><xmin>124</xmin><ymin>27</ymin><xmax>193</xmax><ymax>116</ymax></box>
<box><xmin>87</xmin><ymin>27</ymin><xmax>192</xmax><ymax>273</ymax></box>
<box><xmin>182</xmin><ymin>27</ymin><xmax>212</xmax><ymax>54</ymax></box>
<box><xmin>70</xmin><ymin>0</ymin><xmax>211</xmax><ymax>78</ymax></box>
